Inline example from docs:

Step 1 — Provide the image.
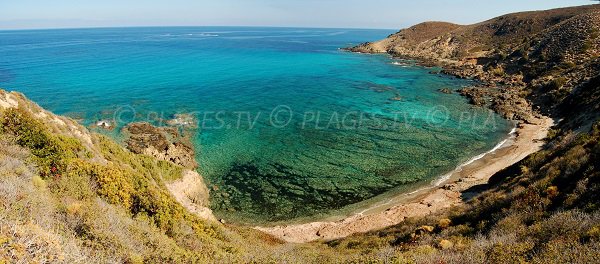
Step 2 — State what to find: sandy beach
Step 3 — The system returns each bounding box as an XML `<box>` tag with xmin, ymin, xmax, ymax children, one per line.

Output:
<box><xmin>256</xmin><ymin>116</ymin><xmax>554</xmax><ymax>243</ymax></box>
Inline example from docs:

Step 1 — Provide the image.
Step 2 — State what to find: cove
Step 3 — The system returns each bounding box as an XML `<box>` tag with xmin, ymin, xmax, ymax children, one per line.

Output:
<box><xmin>0</xmin><ymin>27</ymin><xmax>513</xmax><ymax>224</ymax></box>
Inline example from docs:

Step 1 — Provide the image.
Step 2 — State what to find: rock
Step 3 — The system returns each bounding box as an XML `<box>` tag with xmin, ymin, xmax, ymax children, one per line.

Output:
<box><xmin>166</xmin><ymin>113</ymin><xmax>197</xmax><ymax>127</ymax></box>
<box><xmin>422</xmin><ymin>225</ymin><xmax>435</xmax><ymax>232</ymax></box>
<box><xmin>123</xmin><ymin>122</ymin><xmax>198</xmax><ymax>169</ymax></box>
<box><xmin>458</xmin><ymin>87</ymin><xmax>489</xmax><ymax>106</ymax></box>
<box><xmin>417</xmin><ymin>225</ymin><xmax>435</xmax><ymax>233</ymax></box>
<box><xmin>438</xmin><ymin>88</ymin><xmax>453</xmax><ymax>94</ymax></box>
<box><xmin>411</xmin><ymin>225</ymin><xmax>436</xmax><ymax>239</ymax></box>
<box><xmin>442</xmin><ymin>184</ymin><xmax>456</xmax><ymax>190</ymax></box>
<box><xmin>95</xmin><ymin>120</ymin><xmax>113</xmax><ymax>130</ymax></box>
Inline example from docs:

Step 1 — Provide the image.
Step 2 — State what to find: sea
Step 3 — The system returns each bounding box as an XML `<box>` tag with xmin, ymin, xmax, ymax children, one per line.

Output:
<box><xmin>0</xmin><ymin>27</ymin><xmax>513</xmax><ymax>224</ymax></box>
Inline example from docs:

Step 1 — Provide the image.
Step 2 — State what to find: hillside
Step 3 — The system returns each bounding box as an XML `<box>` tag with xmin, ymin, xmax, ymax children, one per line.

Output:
<box><xmin>350</xmin><ymin>5</ymin><xmax>600</xmax><ymax>123</ymax></box>
<box><xmin>1</xmin><ymin>4</ymin><xmax>600</xmax><ymax>264</ymax></box>
<box><xmin>349</xmin><ymin>5</ymin><xmax>600</xmax><ymax>62</ymax></box>
<box><xmin>0</xmin><ymin>90</ymin><xmax>400</xmax><ymax>263</ymax></box>
<box><xmin>336</xmin><ymin>3</ymin><xmax>600</xmax><ymax>263</ymax></box>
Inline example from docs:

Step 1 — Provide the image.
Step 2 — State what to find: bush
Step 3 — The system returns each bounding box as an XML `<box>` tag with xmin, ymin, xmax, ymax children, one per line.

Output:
<box><xmin>547</xmin><ymin>77</ymin><xmax>568</xmax><ymax>91</ymax></box>
<box><xmin>491</xmin><ymin>66</ymin><xmax>505</xmax><ymax>77</ymax></box>
<box><xmin>582</xmin><ymin>40</ymin><xmax>593</xmax><ymax>52</ymax></box>
<box><xmin>0</xmin><ymin>108</ymin><xmax>83</xmax><ymax>178</ymax></box>
<box><xmin>0</xmin><ymin>106</ymin><xmax>237</xmax><ymax>261</ymax></box>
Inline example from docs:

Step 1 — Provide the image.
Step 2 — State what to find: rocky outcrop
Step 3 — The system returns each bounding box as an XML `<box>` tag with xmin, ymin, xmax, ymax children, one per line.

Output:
<box><xmin>123</xmin><ymin>122</ymin><xmax>198</xmax><ymax>169</ymax></box>
<box><xmin>348</xmin><ymin>6</ymin><xmax>600</xmax><ymax>62</ymax></box>
<box><xmin>346</xmin><ymin>5</ymin><xmax>600</xmax><ymax>125</ymax></box>
<box><xmin>459</xmin><ymin>86</ymin><xmax>538</xmax><ymax>123</ymax></box>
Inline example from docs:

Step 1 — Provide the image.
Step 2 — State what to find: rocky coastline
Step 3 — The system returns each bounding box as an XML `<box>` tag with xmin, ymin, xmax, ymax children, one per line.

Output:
<box><xmin>122</xmin><ymin>122</ymin><xmax>198</xmax><ymax>169</ymax></box>
<box><xmin>256</xmin><ymin>5</ymin><xmax>600</xmax><ymax>242</ymax></box>
<box><xmin>344</xmin><ymin>5</ymin><xmax>600</xmax><ymax>128</ymax></box>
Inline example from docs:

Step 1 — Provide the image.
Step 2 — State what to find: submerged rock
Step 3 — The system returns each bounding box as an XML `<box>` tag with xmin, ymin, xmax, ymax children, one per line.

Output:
<box><xmin>438</xmin><ymin>88</ymin><xmax>453</xmax><ymax>94</ymax></box>
<box><xmin>94</xmin><ymin>120</ymin><xmax>114</xmax><ymax>130</ymax></box>
<box><xmin>123</xmin><ymin>122</ymin><xmax>198</xmax><ymax>169</ymax></box>
<box><xmin>166</xmin><ymin>113</ymin><xmax>197</xmax><ymax>127</ymax></box>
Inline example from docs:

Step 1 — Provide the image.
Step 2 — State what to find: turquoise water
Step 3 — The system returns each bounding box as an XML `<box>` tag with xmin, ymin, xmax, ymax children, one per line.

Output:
<box><xmin>0</xmin><ymin>27</ymin><xmax>512</xmax><ymax>224</ymax></box>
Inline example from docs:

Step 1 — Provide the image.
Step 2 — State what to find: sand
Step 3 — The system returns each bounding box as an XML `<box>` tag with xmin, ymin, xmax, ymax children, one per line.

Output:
<box><xmin>166</xmin><ymin>170</ymin><xmax>217</xmax><ymax>222</ymax></box>
<box><xmin>255</xmin><ymin>116</ymin><xmax>554</xmax><ymax>243</ymax></box>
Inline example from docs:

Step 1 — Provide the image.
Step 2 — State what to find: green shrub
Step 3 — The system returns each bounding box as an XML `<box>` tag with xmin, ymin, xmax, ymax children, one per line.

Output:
<box><xmin>547</xmin><ymin>77</ymin><xmax>568</xmax><ymax>91</ymax></box>
<box><xmin>582</xmin><ymin>41</ymin><xmax>593</xmax><ymax>52</ymax></box>
<box><xmin>0</xmin><ymin>106</ymin><xmax>234</xmax><ymax>259</ymax></box>
<box><xmin>0</xmin><ymin>108</ymin><xmax>83</xmax><ymax>178</ymax></box>
<box><xmin>491</xmin><ymin>66</ymin><xmax>505</xmax><ymax>77</ymax></box>
<box><xmin>488</xmin><ymin>242</ymin><xmax>535</xmax><ymax>264</ymax></box>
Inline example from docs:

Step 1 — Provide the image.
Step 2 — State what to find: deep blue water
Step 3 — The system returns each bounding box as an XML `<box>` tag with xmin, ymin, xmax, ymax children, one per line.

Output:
<box><xmin>0</xmin><ymin>27</ymin><xmax>512</xmax><ymax>224</ymax></box>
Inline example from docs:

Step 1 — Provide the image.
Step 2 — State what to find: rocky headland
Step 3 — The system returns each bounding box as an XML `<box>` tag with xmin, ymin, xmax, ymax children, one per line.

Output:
<box><xmin>346</xmin><ymin>5</ymin><xmax>600</xmax><ymax>127</ymax></box>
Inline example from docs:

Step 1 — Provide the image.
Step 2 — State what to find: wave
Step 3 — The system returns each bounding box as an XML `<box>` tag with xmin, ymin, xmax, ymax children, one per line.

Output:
<box><xmin>391</xmin><ymin>61</ymin><xmax>411</xmax><ymax>67</ymax></box>
<box><xmin>431</xmin><ymin>125</ymin><xmax>517</xmax><ymax>186</ymax></box>
<box><xmin>327</xmin><ymin>31</ymin><xmax>348</xmax><ymax>36</ymax></box>
<box><xmin>355</xmin><ymin>125</ymin><xmax>518</xmax><ymax>216</ymax></box>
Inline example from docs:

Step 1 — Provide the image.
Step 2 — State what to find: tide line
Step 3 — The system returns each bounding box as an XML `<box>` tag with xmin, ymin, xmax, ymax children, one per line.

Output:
<box><xmin>354</xmin><ymin>125</ymin><xmax>518</xmax><ymax>216</ymax></box>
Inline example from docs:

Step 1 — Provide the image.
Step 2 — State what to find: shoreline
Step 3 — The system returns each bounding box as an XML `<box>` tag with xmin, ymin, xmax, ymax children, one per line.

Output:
<box><xmin>255</xmin><ymin>116</ymin><xmax>553</xmax><ymax>243</ymax></box>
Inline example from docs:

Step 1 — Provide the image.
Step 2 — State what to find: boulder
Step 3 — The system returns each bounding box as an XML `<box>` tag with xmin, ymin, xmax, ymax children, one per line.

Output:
<box><xmin>123</xmin><ymin>122</ymin><xmax>198</xmax><ymax>169</ymax></box>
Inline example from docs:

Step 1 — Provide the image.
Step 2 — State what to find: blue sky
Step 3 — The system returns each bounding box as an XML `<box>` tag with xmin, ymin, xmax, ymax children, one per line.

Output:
<box><xmin>0</xmin><ymin>0</ymin><xmax>595</xmax><ymax>30</ymax></box>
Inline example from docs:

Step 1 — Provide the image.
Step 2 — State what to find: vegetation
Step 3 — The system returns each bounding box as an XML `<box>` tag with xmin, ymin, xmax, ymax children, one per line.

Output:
<box><xmin>490</xmin><ymin>66</ymin><xmax>505</xmax><ymax>77</ymax></box>
<box><xmin>2</xmin><ymin>4</ymin><xmax>600</xmax><ymax>263</ymax></box>
<box><xmin>0</xmin><ymin>107</ymin><xmax>241</xmax><ymax>263</ymax></box>
<box><xmin>320</xmin><ymin>122</ymin><xmax>600</xmax><ymax>263</ymax></box>
<box><xmin>2</xmin><ymin>86</ymin><xmax>599</xmax><ymax>263</ymax></box>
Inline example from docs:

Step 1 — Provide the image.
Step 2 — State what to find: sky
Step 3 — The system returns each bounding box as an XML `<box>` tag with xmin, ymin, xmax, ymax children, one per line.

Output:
<box><xmin>0</xmin><ymin>0</ymin><xmax>596</xmax><ymax>30</ymax></box>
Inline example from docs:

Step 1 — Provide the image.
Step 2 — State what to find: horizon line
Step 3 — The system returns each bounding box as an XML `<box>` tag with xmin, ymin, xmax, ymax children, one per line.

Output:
<box><xmin>0</xmin><ymin>24</ymin><xmax>400</xmax><ymax>32</ymax></box>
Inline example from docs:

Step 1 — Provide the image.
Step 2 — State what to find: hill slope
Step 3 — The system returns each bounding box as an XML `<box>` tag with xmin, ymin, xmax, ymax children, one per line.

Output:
<box><xmin>349</xmin><ymin>5</ymin><xmax>600</xmax><ymax>62</ymax></box>
<box><xmin>1</xmin><ymin>4</ymin><xmax>600</xmax><ymax>264</ymax></box>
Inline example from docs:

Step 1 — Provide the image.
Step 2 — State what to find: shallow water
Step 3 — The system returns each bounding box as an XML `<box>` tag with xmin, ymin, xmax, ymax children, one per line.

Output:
<box><xmin>0</xmin><ymin>27</ymin><xmax>512</xmax><ymax>224</ymax></box>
